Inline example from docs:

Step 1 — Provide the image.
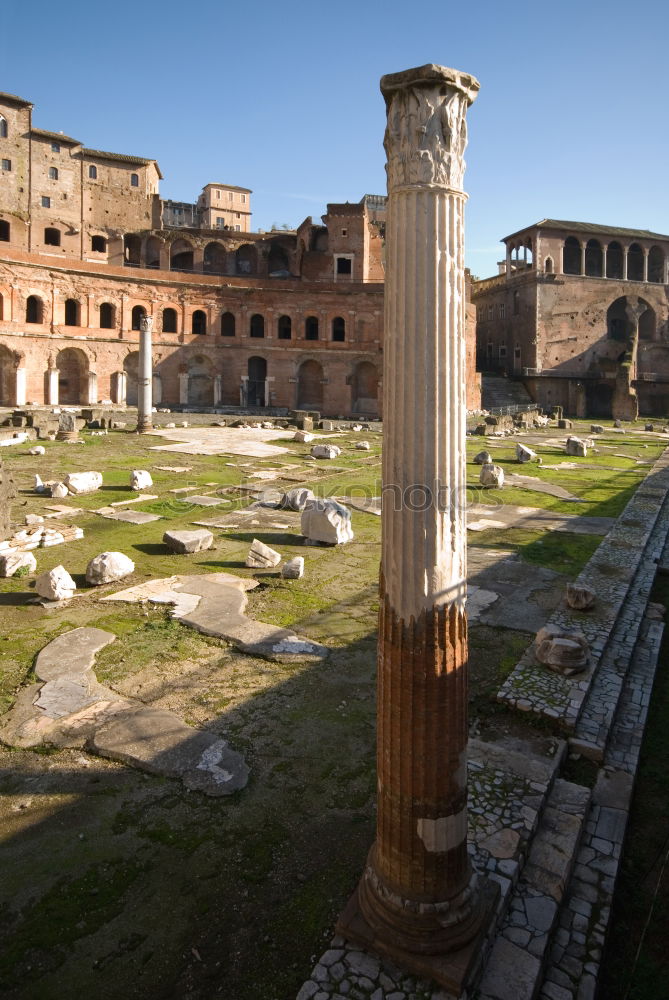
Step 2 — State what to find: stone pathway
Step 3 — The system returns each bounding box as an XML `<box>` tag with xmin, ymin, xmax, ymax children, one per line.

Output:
<box><xmin>0</xmin><ymin>627</ymin><xmax>249</xmax><ymax>796</ymax></box>
<box><xmin>148</xmin><ymin>425</ymin><xmax>293</xmax><ymax>457</ymax></box>
<box><xmin>102</xmin><ymin>572</ymin><xmax>329</xmax><ymax>662</ymax></box>
<box><xmin>503</xmin><ymin>473</ymin><xmax>583</xmax><ymax>502</ymax></box>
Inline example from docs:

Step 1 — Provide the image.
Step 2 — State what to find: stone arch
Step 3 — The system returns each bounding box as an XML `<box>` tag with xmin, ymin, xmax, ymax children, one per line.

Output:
<box><xmin>332</xmin><ymin>316</ymin><xmax>346</xmax><ymax>341</ymax></box>
<box><xmin>627</xmin><ymin>243</ymin><xmax>644</xmax><ymax>281</ymax></box>
<box><xmin>124</xmin><ymin>233</ymin><xmax>141</xmax><ymax>265</ymax></box>
<box><xmin>584</xmin><ymin>239</ymin><xmax>603</xmax><ymax>277</ymax></box>
<box><xmin>296</xmin><ymin>359</ymin><xmax>323</xmax><ymax>410</ymax></box>
<box><xmin>607</xmin><ymin>295</ymin><xmax>654</xmax><ymax>343</ymax></box>
<box><xmin>221</xmin><ymin>311</ymin><xmax>235</xmax><ymax>337</ymax></box>
<box><xmin>162</xmin><ymin>307</ymin><xmax>178</xmax><ymax>333</ymax></box>
<box><xmin>131</xmin><ymin>304</ymin><xmax>146</xmax><ymax>331</ymax></box>
<box><xmin>606</xmin><ymin>241</ymin><xmax>623</xmax><ymax>279</ymax></box>
<box><xmin>188</xmin><ymin>354</ymin><xmax>215</xmax><ymax>407</ymax></box>
<box><xmin>26</xmin><ymin>295</ymin><xmax>44</xmax><ymax>324</ymax></box>
<box><xmin>236</xmin><ymin>244</ymin><xmax>257</xmax><ymax>275</ymax></box>
<box><xmin>191</xmin><ymin>310</ymin><xmax>207</xmax><ymax>335</ymax></box>
<box><xmin>0</xmin><ymin>343</ymin><xmax>16</xmax><ymax>405</ymax></box>
<box><xmin>123</xmin><ymin>352</ymin><xmax>139</xmax><ymax>406</ymax></box>
<box><xmin>268</xmin><ymin>243</ymin><xmax>289</xmax><ymax>275</ymax></box>
<box><xmin>278</xmin><ymin>315</ymin><xmax>292</xmax><ymax>340</ymax></box>
<box><xmin>247</xmin><ymin>356</ymin><xmax>267</xmax><ymax>406</ymax></box>
<box><xmin>250</xmin><ymin>313</ymin><xmax>264</xmax><ymax>338</ymax></box>
<box><xmin>563</xmin><ymin>236</ymin><xmax>581</xmax><ymax>275</ymax></box>
<box><xmin>648</xmin><ymin>246</ymin><xmax>665</xmax><ymax>284</ymax></box>
<box><xmin>351</xmin><ymin>360</ymin><xmax>379</xmax><ymax>416</ymax></box>
<box><xmin>170</xmin><ymin>238</ymin><xmax>194</xmax><ymax>271</ymax></box>
<box><xmin>0</xmin><ymin>220</ymin><xmax>10</xmax><ymax>242</ymax></box>
<box><xmin>64</xmin><ymin>298</ymin><xmax>80</xmax><ymax>326</ymax></box>
<box><xmin>56</xmin><ymin>348</ymin><xmax>89</xmax><ymax>405</ymax></box>
<box><xmin>99</xmin><ymin>302</ymin><xmax>115</xmax><ymax>329</ymax></box>
<box><xmin>145</xmin><ymin>236</ymin><xmax>162</xmax><ymax>268</ymax></box>
<box><xmin>203</xmin><ymin>241</ymin><xmax>226</xmax><ymax>274</ymax></box>
<box><xmin>305</xmin><ymin>316</ymin><xmax>319</xmax><ymax>340</ymax></box>
<box><xmin>639</xmin><ymin>308</ymin><xmax>657</xmax><ymax>341</ymax></box>
<box><xmin>544</xmin><ymin>256</ymin><xmax>554</xmax><ymax>274</ymax></box>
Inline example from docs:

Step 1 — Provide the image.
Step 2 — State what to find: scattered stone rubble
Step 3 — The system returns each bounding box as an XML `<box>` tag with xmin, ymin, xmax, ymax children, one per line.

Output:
<box><xmin>130</xmin><ymin>469</ymin><xmax>153</xmax><ymax>490</ymax></box>
<box><xmin>163</xmin><ymin>529</ymin><xmax>214</xmax><ymax>554</ymax></box>
<box><xmin>281</xmin><ymin>556</ymin><xmax>304</xmax><ymax>579</ymax></box>
<box><xmin>64</xmin><ymin>471</ymin><xmax>103</xmax><ymax>494</ymax></box>
<box><xmin>245</xmin><ymin>538</ymin><xmax>282</xmax><ymax>568</ymax></box>
<box><xmin>35</xmin><ymin>564</ymin><xmax>76</xmax><ymax>601</ymax></box>
<box><xmin>85</xmin><ymin>551</ymin><xmax>135</xmax><ymax>585</ymax></box>
<box><xmin>534</xmin><ymin>624</ymin><xmax>589</xmax><ymax>675</ymax></box>
<box><xmin>311</xmin><ymin>443</ymin><xmax>341</xmax><ymax>460</ymax></box>
<box><xmin>480</xmin><ymin>463</ymin><xmax>505</xmax><ymax>488</ymax></box>
<box><xmin>516</xmin><ymin>444</ymin><xmax>537</xmax><ymax>463</ymax></box>
<box><xmin>301</xmin><ymin>499</ymin><xmax>354</xmax><ymax>545</ymax></box>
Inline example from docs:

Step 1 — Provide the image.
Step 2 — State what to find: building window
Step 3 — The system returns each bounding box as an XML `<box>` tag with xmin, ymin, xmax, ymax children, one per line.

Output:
<box><xmin>89</xmin><ymin>165</ymin><xmax>97</xmax><ymax>179</ymax></box>
<box><xmin>1</xmin><ymin>159</ymin><xmax>11</xmax><ymax>171</ymax></box>
<box><xmin>0</xmin><ymin>116</ymin><xmax>7</xmax><ymax>138</ymax></box>
<box><xmin>192</xmin><ymin>310</ymin><xmax>207</xmax><ymax>335</ymax></box>
<box><xmin>44</xmin><ymin>227</ymin><xmax>60</xmax><ymax>246</ymax></box>
<box><xmin>341</xmin><ymin>228</ymin><xmax>347</xmax><ymax>237</ymax></box>
<box><xmin>41</xmin><ymin>196</ymin><xmax>51</xmax><ymax>209</ymax></box>
<box><xmin>513</xmin><ymin>290</ymin><xmax>520</xmax><ymax>315</ymax></box>
<box><xmin>305</xmin><ymin>316</ymin><xmax>319</xmax><ymax>340</ymax></box>
<box><xmin>49</xmin><ymin>166</ymin><xmax>58</xmax><ymax>180</ymax></box>
<box><xmin>0</xmin><ymin>220</ymin><xmax>10</xmax><ymax>242</ymax></box>
<box><xmin>130</xmin><ymin>173</ymin><xmax>139</xmax><ymax>187</ymax></box>
<box><xmin>216</xmin><ymin>190</ymin><xmax>220</xmax><ymax>199</ymax></box>
<box><xmin>64</xmin><ymin>299</ymin><xmax>79</xmax><ymax>326</ymax></box>
<box><xmin>228</xmin><ymin>191</ymin><xmax>233</xmax><ymax>201</ymax></box>
<box><xmin>162</xmin><ymin>308</ymin><xmax>177</xmax><ymax>333</ymax></box>
<box><xmin>499</xmin><ymin>345</ymin><xmax>507</xmax><ymax>358</ymax></box>
<box><xmin>336</xmin><ymin>256</ymin><xmax>352</xmax><ymax>275</ymax></box>
<box><xmin>278</xmin><ymin>315</ymin><xmax>292</xmax><ymax>340</ymax></box>
<box><xmin>241</xmin><ymin>194</ymin><xmax>246</xmax><ymax>204</ymax></box>
<box><xmin>100</xmin><ymin>302</ymin><xmax>114</xmax><ymax>328</ymax></box>
<box><xmin>499</xmin><ymin>302</ymin><xmax>506</xmax><ymax>319</ymax></box>
<box><xmin>487</xmin><ymin>305</ymin><xmax>493</xmax><ymax>321</ymax></box>
<box><xmin>221</xmin><ymin>311</ymin><xmax>235</xmax><ymax>337</ymax></box>
<box><xmin>250</xmin><ymin>313</ymin><xmax>264</xmax><ymax>338</ymax></box>
<box><xmin>235</xmin><ymin>225</ymin><xmax>240</xmax><ymax>232</ymax></box>
<box><xmin>51</xmin><ymin>142</ymin><xmax>60</xmax><ymax>153</ymax></box>
<box><xmin>91</xmin><ymin>235</ymin><xmax>106</xmax><ymax>253</ymax></box>
<box><xmin>131</xmin><ymin>305</ymin><xmax>146</xmax><ymax>330</ymax></box>
<box><xmin>332</xmin><ymin>316</ymin><xmax>346</xmax><ymax>341</ymax></box>
<box><xmin>26</xmin><ymin>295</ymin><xmax>43</xmax><ymax>323</ymax></box>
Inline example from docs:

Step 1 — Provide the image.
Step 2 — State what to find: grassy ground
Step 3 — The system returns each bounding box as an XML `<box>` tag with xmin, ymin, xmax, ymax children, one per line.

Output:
<box><xmin>0</xmin><ymin>417</ymin><xmax>664</xmax><ymax>999</ymax></box>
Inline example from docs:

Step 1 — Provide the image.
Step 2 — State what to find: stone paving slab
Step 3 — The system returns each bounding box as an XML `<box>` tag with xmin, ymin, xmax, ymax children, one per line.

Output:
<box><xmin>497</xmin><ymin>448</ymin><xmax>669</xmax><ymax>729</ymax></box>
<box><xmin>465</xmin><ymin>504</ymin><xmax>614</xmax><ymax>536</ymax></box>
<box><xmin>97</xmin><ymin>509</ymin><xmax>163</xmax><ymax>523</ymax></box>
<box><xmin>148</xmin><ymin>425</ymin><xmax>291</xmax><ymax>457</ymax></box>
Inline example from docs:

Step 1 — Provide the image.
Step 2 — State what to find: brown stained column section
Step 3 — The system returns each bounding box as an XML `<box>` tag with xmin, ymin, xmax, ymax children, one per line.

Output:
<box><xmin>338</xmin><ymin>64</ymin><xmax>493</xmax><ymax>992</ymax></box>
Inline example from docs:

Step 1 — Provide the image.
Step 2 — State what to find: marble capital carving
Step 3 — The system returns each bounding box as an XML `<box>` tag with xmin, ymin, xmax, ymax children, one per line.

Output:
<box><xmin>381</xmin><ymin>64</ymin><xmax>479</xmax><ymax>192</ymax></box>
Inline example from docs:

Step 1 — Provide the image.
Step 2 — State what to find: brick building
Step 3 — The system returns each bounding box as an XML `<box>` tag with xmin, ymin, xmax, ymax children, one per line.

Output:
<box><xmin>472</xmin><ymin>219</ymin><xmax>669</xmax><ymax>418</ymax></box>
<box><xmin>0</xmin><ymin>90</ymin><xmax>481</xmax><ymax>417</ymax></box>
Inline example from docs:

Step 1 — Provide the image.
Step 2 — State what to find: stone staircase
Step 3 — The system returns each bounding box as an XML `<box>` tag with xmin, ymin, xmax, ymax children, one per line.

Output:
<box><xmin>481</xmin><ymin>375</ymin><xmax>535</xmax><ymax>412</ymax></box>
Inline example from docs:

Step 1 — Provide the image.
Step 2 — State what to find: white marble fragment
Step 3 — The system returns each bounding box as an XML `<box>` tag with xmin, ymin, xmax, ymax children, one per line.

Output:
<box><xmin>301</xmin><ymin>499</ymin><xmax>353</xmax><ymax>545</ymax></box>
<box><xmin>86</xmin><ymin>551</ymin><xmax>135</xmax><ymax>585</ymax></box>
<box><xmin>35</xmin><ymin>564</ymin><xmax>77</xmax><ymax>601</ymax></box>
<box><xmin>245</xmin><ymin>538</ymin><xmax>282</xmax><ymax>568</ymax></box>
<box><xmin>129</xmin><ymin>470</ymin><xmax>153</xmax><ymax>491</ymax></box>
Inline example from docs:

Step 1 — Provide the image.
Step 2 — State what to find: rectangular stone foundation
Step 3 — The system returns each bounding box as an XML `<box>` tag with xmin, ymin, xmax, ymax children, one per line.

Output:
<box><xmin>336</xmin><ymin>878</ymin><xmax>499</xmax><ymax>997</ymax></box>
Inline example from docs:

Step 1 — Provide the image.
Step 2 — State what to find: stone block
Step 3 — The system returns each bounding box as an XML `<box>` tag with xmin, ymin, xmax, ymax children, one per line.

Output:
<box><xmin>565</xmin><ymin>436</ymin><xmax>587</xmax><ymax>457</ymax></box>
<box><xmin>280</xmin><ymin>487</ymin><xmax>315</xmax><ymax>511</ymax></box>
<box><xmin>301</xmin><ymin>499</ymin><xmax>353</xmax><ymax>545</ymax></box>
<box><xmin>516</xmin><ymin>443</ymin><xmax>537</xmax><ymax>463</ymax></box>
<box><xmin>281</xmin><ymin>557</ymin><xmax>304</xmax><ymax>579</ymax></box>
<box><xmin>473</xmin><ymin>449</ymin><xmax>493</xmax><ymax>464</ymax></box>
<box><xmin>480</xmin><ymin>462</ymin><xmax>504</xmax><ymax>488</ymax></box>
<box><xmin>64</xmin><ymin>471</ymin><xmax>103</xmax><ymax>494</ymax></box>
<box><xmin>0</xmin><ymin>551</ymin><xmax>37</xmax><ymax>578</ymax></box>
<box><xmin>311</xmin><ymin>443</ymin><xmax>341</xmax><ymax>459</ymax></box>
<box><xmin>86</xmin><ymin>551</ymin><xmax>135</xmax><ymax>585</ymax></box>
<box><xmin>130</xmin><ymin>469</ymin><xmax>153</xmax><ymax>491</ymax></box>
<box><xmin>566</xmin><ymin>583</ymin><xmax>596</xmax><ymax>610</ymax></box>
<box><xmin>245</xmin><ymin>538</ymin><xmax>282</xmax><ymax>568</ymax></box>
<box><xmin>163</xmin><ymin>529</ymin><xmax>214</xmax><ymax>554</ymax></box>
<box><xmin>35</xmin><ymin>564</ymin><xmax>76</xmax><ymax>601</ymax></box>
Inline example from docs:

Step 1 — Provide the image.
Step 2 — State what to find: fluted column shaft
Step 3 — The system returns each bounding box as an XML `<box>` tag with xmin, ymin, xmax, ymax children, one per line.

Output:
<box><xmin>353</xmin><ymin>64</ymin><xmax>482</xmax><ymax>958</ymax></box>
<box><xmin>137</xmin><ymin>317</ymin><xmax>153</xmax><ymax>433</ymax></box>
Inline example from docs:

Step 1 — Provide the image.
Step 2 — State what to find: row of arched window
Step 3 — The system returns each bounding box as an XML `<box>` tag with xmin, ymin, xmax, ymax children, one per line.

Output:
<box><xmin>0</xmin><ymin>219</ymin><xmax>108</xmax><ymax>252</ymax></box>
<box><xmin>9</xmin><ymin>294</ymin><xmax>347</xmax><ymax>341</ymax></box>
<box><xmin>561</xmin><ymin>238</ymin><xmax>666</xmax><ymax>281</ymax></box>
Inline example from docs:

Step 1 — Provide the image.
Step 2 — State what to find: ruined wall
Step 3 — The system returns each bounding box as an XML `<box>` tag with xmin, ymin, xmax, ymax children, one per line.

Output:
<box><xmin>0</xmin><ymin>458</ymin><xmax>14</xmax><ymax>538</ymax></box>
<box><xmin>0</xmin><ymin>96</ymin><xmax>31</xmax><ymax>249</ymax></box>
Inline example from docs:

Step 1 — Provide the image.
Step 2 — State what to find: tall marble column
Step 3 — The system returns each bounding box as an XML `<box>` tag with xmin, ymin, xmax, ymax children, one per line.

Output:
<box><xmin>338</xmin><ymin>65</ymin><xmax>490</xmax><ymax>991</ymax></box>
<box><xmin>136</xmin><ymin>315</ymin><xmax>153</xmax><ymax>432</ymax></box>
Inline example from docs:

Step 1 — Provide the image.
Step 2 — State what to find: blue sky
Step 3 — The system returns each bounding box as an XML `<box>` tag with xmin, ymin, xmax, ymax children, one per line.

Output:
<box><xmin>5</xmin><ymin>0</ymin><xmax>669</xmax><ymax>277</ymax></box>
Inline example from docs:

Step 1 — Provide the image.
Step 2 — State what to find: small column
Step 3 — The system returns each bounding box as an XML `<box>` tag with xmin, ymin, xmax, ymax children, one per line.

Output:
<box><xmin>338</xmin><ymin>64</ymin><xmax>489</xmax><ymax>993</ymax></box>
<box><xmin>602</xmin><ymin>245</ymin><xmax>608</xmax><ymax>279</ymax></box>
<box><xmin>179</xmin><ymin>372</ymin><xmax>189</xmax><ymax>405</ymax></box>
<box><xmin>623</xmin><ymin>247</ymin><xmax>629</xmax><ymax>280</ymax></box>
<box><xmin>136</xmin><ymin>315</ymin><xmax>153</xmax><ymax>432</ymax></box>
<box><xmin>643</xmin><ymin>248</ymin><xmax>649</xmax><ymax>282</ymax></box>
<box><xmin>14</xmin><ymin>367</ymin><xmax>27</xmax><ymax>406</ymax></box>
<box><xmin>214</xmin><ymin>374</ymin><xmax>222</xmax><ymax>407</ymax></box>
<box><xmin>112</xmin><ymin>371</ymin><xmax>127</xmax><ymax>405</ymax></box>
<box><xmin>45</xmin><ymin>365</ymin><xmax>59</xmax><ymax>406</ymax></box>
<box><xmin>580</xmin><ymin>243</ymin><xmax>586</xmax><ymax>276</ymax></box>
<box><xmin>86</xmin><ymin>371</ymin><xmax>98</xmax><ymax>405</ymax></box>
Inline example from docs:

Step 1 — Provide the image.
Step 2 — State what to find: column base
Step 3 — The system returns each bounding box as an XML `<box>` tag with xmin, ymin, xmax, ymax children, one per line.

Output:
<box><xmin>336</xmin><ymin>877</ymin><xmax>499</xmax><ymax>997</ymax></box>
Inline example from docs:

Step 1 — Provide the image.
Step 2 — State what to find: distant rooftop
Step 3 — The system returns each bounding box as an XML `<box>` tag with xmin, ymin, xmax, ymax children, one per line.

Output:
<box><xmin>31</xmin><ymin>127</ymin><xmax>81</xmax><ymax>146</ymax></box>
<box><xmin>0</xmin><ymin>91</ymin><xmax>32</xmax><ymax>108</ymax></box>
<box><xmin>83</xmin><ymin>147</ymin><xmax>163</xmax><ymax>178</ymax></box>
<box><xmin>506</xmin><ymin>218</ymin><xmax>669</xmax><ymax>243</ymax></box>
<box><xmin>203</xmin><ymin>183</ymin><xmax>252</xmax><ymax>194</ymax></box>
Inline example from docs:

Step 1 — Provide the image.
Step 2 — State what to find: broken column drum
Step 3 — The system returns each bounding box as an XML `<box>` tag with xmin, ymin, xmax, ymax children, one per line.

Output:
<box><xmin>137</xmin><ymin>315</ymin><xmax>153</xmax><ymax>433</ymax></box>
<box><xmin>338</xmin><ymin>65</ymin><xmax>485</xmax><ymax>976</ymax></box>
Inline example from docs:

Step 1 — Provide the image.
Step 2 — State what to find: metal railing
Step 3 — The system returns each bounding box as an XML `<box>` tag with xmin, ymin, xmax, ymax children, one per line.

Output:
<box><xmin>486</xmin><ymin>403</ymin><xmax>539</xmax><ymax>416</ymax></box>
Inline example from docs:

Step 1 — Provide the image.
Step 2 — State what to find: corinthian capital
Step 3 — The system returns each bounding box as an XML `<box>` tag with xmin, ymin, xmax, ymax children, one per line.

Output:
<box><xmin>380</xmin><ymin>64</ymin><xmax>479</xmax><ymax>192</ymax></box>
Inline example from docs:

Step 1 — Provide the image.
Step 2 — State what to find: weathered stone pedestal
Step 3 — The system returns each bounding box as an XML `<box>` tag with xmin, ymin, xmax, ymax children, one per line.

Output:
<box><xmin>337</xmin><ymin>64</ymin><xmax>495</xmax><ymax>995</ymax></box>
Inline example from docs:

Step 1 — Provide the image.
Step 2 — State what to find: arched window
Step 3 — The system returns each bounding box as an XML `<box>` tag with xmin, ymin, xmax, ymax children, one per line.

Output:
<box><xmin>250</xmin><ymin>314</ymin><xmax>264</xmax><ymax>338</ymax></box>
<box><xmin>124</xmin><ymin>234</ymin><xmax>141</xmax><ymax>266</ymax></box>
<box><xmin>584</xmin><ymin>239</ymin><xmax>603</xmax><ymax>277</ymax></box>
<box><xmin>44</xmin><ymin>227</ymin><xmax>61</xmax><ymax>247</ymax></box>
<box><xmin>26</xmin><ymin>295</ymin><xmax>43</xmax><ymax>324</ymax></box>
<box><xmin>606</xmin><ymin>241</ymin><xmax>623</xmax><ymax>279</ymax></box>
<box><xmin>0</xmin><ymin>116</ymin><xmax>7</xmax><ymax>139</ymax></box>
<box><xmin>192</xmin><ymin>310</ymin><xmax>207</xmax><ymax>335</ymax></box>
<box><xmin>627</xmin><ymin>243</ymin><xmax>644</xmax><ymax>281</ymax></box>
<box><xmin>131</xmin><ymin>305</ymin><xmax>146</xmax><ymax>331</ymax></box>
<box><xmin>563</xmin><ymin>236</ymin><xmax>581</xmax><ymax>275</ymax></box>
<box><xmin>130</xmin><ymin>173</ymin><xmax>139</xmax><ymax>187</ymax></box>
<box><xmin>170</xmin><ymin>239</ymin><xmax>194</xmax><ymax>271</ymax></box>
<box><xmin>544</xmin><ymin>257</ymin><xmax>553</xmax><ymax>274</ymax></box>
<box><xmin>278</xmin><ymin>315</ymin><xmax>291</xmax><ymax>340</ymax></box>
<box><xmin>332</xmin><ymin>316</ymin><xmax>346</xmax><ymax>342</ymax></box>
<box><xmin>64</xmin><ymin>299</ymin><xmax>80</xmax><ymax>326</ymax></box>
<box><xmin>49</xmin><ymin>167</ymin><xmax>58</xmax><ymax>180</ymax></box>
<box><xmin>648</xmin><ymin>246</ymin><xmax>665</xmax><ymax>284</ymax></box>
<box><xmin>99</xmin><ymin>302</ymin><xmax>114</xmax><ymax>329</ymax></box>
<box><xmin>221</xmin><ymin>311</ymin><xmax>235</xmax><ymax>337</ymax></box>
<box><xmin>91</xmin><ymin>235</ymin><xmax>106</xmax><ymax>253</ymax></box>
<box><xmin>305</xmin><ymin>316</ymin><xmax>319</xmax><ymax>340</ymax></box>
<box><xmin>88</xmin><ymin>165</ymin><xmax>97</xmax><ymax>179</ymax></box>
<box><xmin>162</xmin><ymin>308</ymin><xmax>177</xmax><ymax>333</ymax></box>
<box><xmin>0</xmin><ymin>220</ymin><xmax>9</xmax><ymax>242</ymax></box>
